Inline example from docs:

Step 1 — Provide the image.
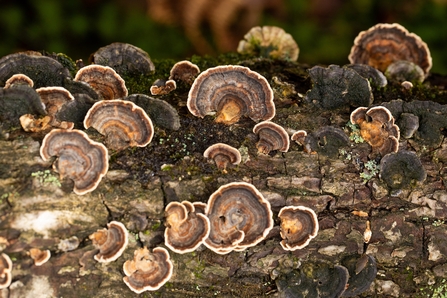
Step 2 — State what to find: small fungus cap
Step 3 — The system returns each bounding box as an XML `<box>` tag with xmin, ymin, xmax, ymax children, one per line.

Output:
<box><xmin>203</xmin><ymin>143</ymin><xmax>241</xmax><ymax>170</ymax></box>
<box><xmin>385</xmin><ymin>60</ymin><xmax>425</xmax><ymax>83</ymax></box>
<box><xmin>340</xmin><ymin>254</ymin><xmax>377</xmax><ymax>297</ymax></box>
<box><xmin>164</xmin><ymin>201</ymin><xmax>210</xmax><ymax>254</ymax></box>
<box><xmin>84</xmin><ymin>99</ymin><xmax>154</xmax><ymax>151</ymax></box>
<box><xmin>169</xmin><ymin>60</ymin><xmax>200</xmax><ymax>84</ymax></box>
<box><xmin>36</xmin><ymin>86</ymin><xmax>75</xmax><ymax>116</ymax></box>
<box><xmin>29</xmin><ymin>248</ymin><xmax>51</xmax><ymax>266</ymax></box>
<box><xmin>187</xmin><ymin>65</ymin><xmax>275</xmax><ymax>125</ymax></box>
<box><xmin>253</xmin><ymin>121</ymin><xmax>290</xmax><ymax>154</ymax></box>
<box><xmin>74</xmin><ymin>65</ymin><xmax>128</xmax><ymax>100</ymax></box>
<box><xmin>345</xmin><ymin>64</ymin><xmax>387</xmax><ymax>88</ymax></box>
<box><xmin>348</xmin><ymin>23</ymin><xmax>432</xmax><ymax>76</ymax></box>
<box><xmin>278</xmin><ymin>206</ymin><xmax>319</xmax><ymax>250</ymax></box>
<box><xmin>123</xmin><ymin>247</ymin><xmax>173</xmax><ymax>293</ymax></box>
<box><xmin>0</xmin><ymin>253</ymin><xmax>12</xmax><ymax>289</ymax></box>
<box><xmin>204</xmin><ymin>182</ymin><xmax>273</xmax><ymax>254</ymax></box>
<box><xmin>4</xmin><ymin>73</ymin><xmax>34</xmax><ymax>88</ymax></box>
<box><xmin>302</xmin><ymin>126</ymin><xmax>351</xmax><ymax>157</ymax></box>
<box><xmin>89</xmin><ymin>221</ymin><xmax>129</xmax><ymax>263</ymax></box>
<box><xmin>40</xmin><ymin>129</ymin><xmax>109</xmax><ymax>195</ymax></box>
<box><xmin>150</xmin><ymin>79</ymin><xmax>177</xmax><ymax>96</ymax></box>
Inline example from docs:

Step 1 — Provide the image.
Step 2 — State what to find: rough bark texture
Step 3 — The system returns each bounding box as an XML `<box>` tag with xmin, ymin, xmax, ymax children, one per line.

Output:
<box><xmin>1</xmin><ymin>54</ymin><xmax>447</xmax><ymax>297</ymax></box>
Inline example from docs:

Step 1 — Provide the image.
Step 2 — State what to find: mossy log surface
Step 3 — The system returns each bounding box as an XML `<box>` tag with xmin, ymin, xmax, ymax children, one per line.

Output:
<box><xmin>2</xmin><ymin>53</ymin><xmax>447</xmax><ymax>297</ymax></box>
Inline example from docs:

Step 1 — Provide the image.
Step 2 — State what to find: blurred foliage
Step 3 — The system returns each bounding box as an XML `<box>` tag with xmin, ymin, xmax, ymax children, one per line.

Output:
<box><xmin>0</xmin><ymin>0</ymin><xmax>446</xmax><ymax>74</ymax></box>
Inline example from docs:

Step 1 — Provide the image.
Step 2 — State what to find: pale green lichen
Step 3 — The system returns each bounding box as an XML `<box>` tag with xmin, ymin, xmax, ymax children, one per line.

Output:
<box><xmin>31</xmin><ymin>170</ymin><xmax>61</xmax><ymax>187</ymax></box>
<box><xmin>360</xmin><ymin>160</ymin><xmax>380</xmax><ymax>183</ymax></box>
<box><xmin>346</xmin><ymin>121</ymin><xmax>364</xmax><ymax>143</ymax></box>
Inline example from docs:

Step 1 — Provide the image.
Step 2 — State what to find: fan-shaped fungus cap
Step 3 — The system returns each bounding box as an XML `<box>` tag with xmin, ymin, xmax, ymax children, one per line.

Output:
<box><xmin>348</xmin><ymin>23</ymin><xmax>432</xmax><ymax>76</ymax></box>
<box><xmin>36</xmin><ymin>86</ymin><xmax>75</xmax><ymax>117</ymax></box>
<box><xmin>187</xmin><ymin>65</ymin><xmax>275</xmax><ymax>125</ymax></box>
<box><xmin>29</xmin><ymin>248</ymin><xmax>51</xmax><ymax>266</ymax></box>
<box><xmin>278</xmin><ymin>206</ymin><xmax>319</xmax><ymax>250</ymax></box>
<box><xmin>350</xmin><ymin>106</ymin><xmax>400</xmax><ymax>156</ymax></box>
<box><xmin>298</xmin><ymin>126</ymin><xmax>350</xmax><ymax>157</ymax></box>
<box><xmin>379</xmin><ymin>150</ymin><xmax>426</xmax><ymax>190</ymax></box>
<box><xmin>0</xmin><ymin>253</ymin><xmax>12</xmax><ymax>289</ymax></box>
<box><xmin>40</xmin><ymin>129</ymin><xmax>109</xmax><ymax>195</ymax></box>
<box><xmin>204</xmin><ymin>182</ymin><xmax>273</xmax><ymax>254</ymax></box>
<box><xmin>203</xmin><ymin>143</ymin><xmax>241</xmax><ymax>171</ymax></box>
<box><xmin>84</xmin><ymin>99</ymin><xmax>154</xmax><ymax>151</ymax></box>
<box><xmin>305</xmin><ymin>65</ymin><xmax>373</xmax><ymax>110</ymax></box>
<box><xmin>385</xmin><ymin>60</ymin><xmax>425</xmax><ymax>83</ymax></box>
<box><xmin>74</xmin><ymin>65</ymin><xmax>128</xmax><ymax>100</ymax></box>
<box><xmin>123</xmin><ymin>247</ymin><xmax>173</xmax><ymax>293</ymax></box>
<box><xmin>169</xmin><ymin>60</ymin><xmax>200</xmax><ymax>84</ymax></box>
<box><xmin>397</xmin><ymin>112</ymin><xmax>419</xmax><ymax>139</ymax></box>
<box><xmin>340</xmin><ymin>254</ymin><xmax>377</xmax><ymax>297</ymax></box>
<box><xmin>253</xmin><ymin>121</ymin><xmax>289</xmax><ymax>154</ymax></box>
<box><xmin>237</xmin><ymin>26</ymin><xmax>299</xmax><ymax>62</ymax></box>
<box><xmin>164</xmin><ymin>201</ymin><xmax>210</xmax><ymax>254</ymax></box>
<box><xmin>345</xmin><ymin>64</ymin><xmax>387</xmax><ymax>88</ymax></box>
<box><xmin>89</xmin><ymin>221</ymin><xmax>129</xmax><ymax>263</ymax></box>
<box><xmin>150</xmin><ymin>79</ymin><xmax>177</xmax><ymax>95</ymax></box>
<box><xmin>4</xmin><ymin>73</ymin><xmax>34</xmax><ymax>88</ymax></box>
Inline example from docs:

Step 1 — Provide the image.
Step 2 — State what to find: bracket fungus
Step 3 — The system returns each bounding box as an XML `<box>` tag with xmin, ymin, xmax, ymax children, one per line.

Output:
<box><xmin>150</xmin><ymin>79</ymin><xmax>177</xmax><ymax>95</ymax></box>
<box><xmin>305</xmin><ymin>64</ymin><xmax>373</xmax><ymax>110</ymax></box>
<box><xmin>348</xmin><ymin>23</ymin><xmax>432</xmax><ymax>76</ymax></box>
<box><xmin>164</xmin><ymin>201</ymin><xmax>210</xmax><ymax>254</ymax></box>
<box><xmin>379</xmin><ymin>150</ymin><xmax>426</xmax><ymax>190</ymax></box>
<box><xmin>0</xmin><ymin>253</ymin><xmax>12</xmax><ymax>289</ymax></box>
<box><xmin>340</xmin><ymin>254</ymin><xmax>377</xmax><ymax>297</ymax></box>
<box><xmin>253</xmin><ymin>121</ymin><xmax>289</xmax><ymax>154</ymax></box>
<box><xmin>203</xmin><ymin>143</ymin><xmax>241</xmax><ymax>172</ymax></box>
<box><xmin>345</xmin><ymin>64</ymin><xmax>387</xmax><ymax>88</ymax></box>
<box><xmin>385</xmin><ymin>60</ymin><xmax>425</xmax><ymax>83</ymax></box>
<box><xmin>278</xmin><ymin>206</ymin><xmax>319</xmax><ymax>251</ymax></box>
<box><xmin>169</xmin><ymin>60</ymin><xmax>200</xmax><ymax>84</ymax></box>
<box><xmin>29</xmin><ymin>248</ymin><xmax>51</xmax><ymax>266</ymax></box>
<box><xmin>89</xmin><ymin>221</ymin><xmax>129</xmax><ymax>263</ymax></box>
<box><xmin>84</xmin><ymin>99</ymin><xmax>154</xmax><ymax>151</ymax></box>
<box><xmin>350</xmin><ymin>106</ymin><xmax>400</xmax><ymax>156</ymax></box>
<box><xmin>123</xmin><ymin>246</ymin><xmax>173</xmax><ymax>293</ymax></box>
<box><xmin>187</xmin><ymin>65</ymin><xmax>275</xmax><ymax>125</ymax></box>
<box><xmin>237</xmin><ymin>26</ymin><xmax>299</xmax><ymax>61</ymax></box>
<box><xmin>40</xmin><ymin>129</ymin><xmax>109</xmax><ymax>195</ymax></box>
<box><xmin>292</xmin><ymin>126</ymin><xmax>350</xmax><ymax>157</ymax></box>
<box><xmin>35</xmin><ymin>86</ymin><xmax>75</xmax><ymax>130</ymax></box>
<box><xmin>4</xmin><ymin>73</ymin><xmax>34</xmax><ymax>88</ymax></box>
<box><xmin>204</xmin><ymin>182</ymin><xmax>273</xmax><ymax>254</ymax></box>
<box><xmin>74</xmin><ymin>65</ymin><xmax>128</xmax><ymax>100</ymax></box>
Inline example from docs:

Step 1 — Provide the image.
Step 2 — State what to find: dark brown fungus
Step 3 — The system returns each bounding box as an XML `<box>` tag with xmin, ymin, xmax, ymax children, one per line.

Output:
<box><xmin>55</xmin><ymin>93</ymin><xmax>96</xmax><ymax>128</ymax></box>
<box><xmin>164</xmin><ymin>201</ymin><xmax>210</xmax><ymax>253</ymax></box>
<box><xmin>237</xmin><ymin>26</ymin><xmax>299</xmax><ymax>61</ymax></box>
<box><xmin>385</xmin><ymin>60</ymin><xmax>425</xmax><ymax>83</ymax></box>
<box><xmin>0</xmin><ymin>253</ymin><xmax>12</xmax><ymax>289</ymax></box>
<box><xmin>0</xmin><ymin>52</ymin><xmax>71</xmax><ymax>88</ymax></box>
<box><xmin>123</xmin><ymin>247</ymin><xmax>173</xmax><ymax>293</ymax></box>
<box><xmin>4</xmin><ymin>73</ymin><xmax>34</xmax><ymax>88</ymax></box>
<box><xmin>84</xmin><ymin>99</ymin><xmax>154</xmax><ymax>151</ymax></box>
<box><xmin>150</xmin><ymin>79</ymin><xmax>177</xmax><ymax>96</ymax></box>
<box><xmin>40</xmin><ymin>129</ymin><xmax>109</xmax><ymax>195</ymax></box>
<box><xmin>89</xmin><ymin>221</ymin><xmax>128</xmax><ymax>263</ymax></box>
<box><xmin>397</xmin><ymin>112</ymin><xmax>419</xmax><ymax>139</ymax></box>
<box><xmin>253</xmin><ymin>121</ymin><xmax>289</xmax><ymax>154</ymax></box>
<box><xmin>74</xmin><ymin>65</ymin><xmax>128</xmax><ymax>100</ymax></box>
<box><xmin>348</xmin><ymin>23</ymin><xmax>432</xmax><ymax>76</ymax></box>
<box><xmin>379</xmin><ymin>150</ymin><xmax>426</xmax><ymax>190</ymax></box>
<box><xmin>29</xmin><ymin>248</ymin><xmax>51</xmax><ymax>266</ymax></box>
<box><xmin>278</xmin><ymin>206</ymin><xmax>319</xmax><ymax>250</ymax></box>
<box><xmin>340</xmin><ymin>254</ymin><xmax>377</xmax><ymax>297</ymax></box>
<box><xmin>350</xmin><ymin>106</ymin><xmax>400</xmax><ymax>156</ymax></box>
<box><xmin>169</xmin><ymin>60</ymin><xmax>200</xmax><ymax>84</ymax></box>
<box><xmin>203</xmin><ymin>143</ymin><xmax>241</xmax><ymax>171</ymax></box>
<box><xmin>297</xmin><ymin>126</ymin><xmax>350</xmax><ymax>157</ymax></box>
<box><xmin>345</xmin><ymin>64</ymin><xmax>387</xmax><ymax>88</ymax></box>
<box><xmin>305</xmin><ymin>64</ymin><xmax>373</xmax><ymax>110</ymax></box>
<box><xmin>187</xmin><ymin>65</ymin><xmax>275</xmax><ymax>125</ymax></box>
<box><xmin>91</xmin><ymin>42</ymin><xmax>155</xmax><ymax>77</ymax></box>
<box><xmin>204</xmin><ymin>182</ymin><xmax>273</xmax><ymax>254</ymax></box>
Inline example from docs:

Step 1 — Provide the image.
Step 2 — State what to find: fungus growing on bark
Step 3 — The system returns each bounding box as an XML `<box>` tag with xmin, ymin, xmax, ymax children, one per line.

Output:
<box><xmin>305</xmin><ymin>65</ymin><xmax>373</xmax><ymax>110</ymax></box>
<box><xmin>385</xmin><ymin>60</ymin><xmax>425</xmax><ymax>83</ymax></box>
<box><xmin>164</xmin><ymin>201</ymin><xmax>210</xmax><ymax>253</ymax></box>
<box><xmin>340</xmin><ymin>254</ymin><xmax>377</xmax><ymax>297</ymax></box>
<box><xmin>91</xmin><ymin>42</ymin><xmax>155</xmax><ymax>77</ymax></box>
<box><xmin>169</xmin><ymin>60</ymin><xmax>200</xmax><ymax>84</ymax></box>
<box><xmin>89</xmin><ymin>221</ymin><xmax>128</xmax><ymax>263</ymax></box>
<box><xmin>150</xmin><ymin>79</ymin><xmax>177</xmax><ymax>95</ymax></box>
<box><xmin>84</xmin><ymin>99</ymin><xmax>154</xmax><ymax>151</ymax></box>
<box><xmin>187</xmin><ymin>65</ymin><xmax>275</xmax><ymax>125</ymax></box>
<box><xmin>123</xmin><ymin>247</ymin><xmax>173</xmax><ymax>293</ymax></box>
<box><xmin>253</xmin><ymin>121</ymin><xmax>289</xmax><ymax>154</ymax></box>
<box><xmin>397</xmin><ymin>112</ymin><xmax>419</xmax><ymax>139</ymax></box>
<box><xmin>29</xmin><ymin>248</ymin><xmax>51</xmax><ymax>266</ymax></box>
<box><xmin>293</xmin><ymin>126</ymin><xmax>350</xmax><ymax>157</ymax></box>
<box><xmin>350</xmin><ymin>106</ymin><xmax>400</xmax><ymax>156</ymax></box>
<box><xmin>34</xmin><ymin>86</ymin><xmax>75</xmax><ymax>130</ymax></box>
<box><xmin>203</xmin><ymin>143</ymin><xmax>241</xmax><ymax>172</ymax></box>
<box><xmin>345</xmin><ymin>64</ymin><xmax>387</xmax><ymax>88</ymax></box>
<box><xmin>237</xmin><ymin>26</ymin><xmax>299</xmax><ymax>61</ymax></box>
<box><xmin>379</xmin><ymin>150</ymin><xmax>426</xmax><ymax>190</ymax></box>
<box><xmin>348</xmin><ymin>23</ymin><xmax>432</xmax><ymax>76</ymax></box>
<box><xmin>74</xmin><ymin>65</ymin><xmax>128</xmax><ymax>100</ymax></box>
<box><xmin>204</xmin><ymin>182</ymin><xmax>273</xmax><ymax>254</ymax></box>
<box><xmin>278</xmin><ymin>206</ymin><xmax>319</xmax><ymax>251</ymax></box>
<box><xmin>40</xmin><ymin>129</ymin><xmax>109</xmax><ymax>195</ymax></box>
<box><xmin>0</xmin><ymin>253</ymin><xmax>12</xmax><ymax>289</ymax></box>
<box><xmin>4</xmin><ymin>73</ymin><xmax>34</xmax><ymax>88</ymax></box>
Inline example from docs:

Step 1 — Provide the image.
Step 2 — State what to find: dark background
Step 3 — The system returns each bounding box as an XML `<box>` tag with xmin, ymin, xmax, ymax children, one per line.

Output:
<box><xmin>1</xmin><ymin>0</ymin><xmax>446</xmax><ymax>74</ymax></box>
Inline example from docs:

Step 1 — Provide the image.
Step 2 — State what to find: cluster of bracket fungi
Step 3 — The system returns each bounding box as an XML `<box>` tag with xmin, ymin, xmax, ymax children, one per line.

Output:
<box><xmin>0</xmin><ymin>22</ymin><xmax>435</xmax><ymax>295</ymax></box>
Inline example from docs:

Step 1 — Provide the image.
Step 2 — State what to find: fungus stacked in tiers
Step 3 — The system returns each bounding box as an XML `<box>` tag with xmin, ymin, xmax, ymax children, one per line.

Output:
<box><xmin>89</xmin><ymin>221</ymin><xmax>129</xmax><ymax>263</ymax></box>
